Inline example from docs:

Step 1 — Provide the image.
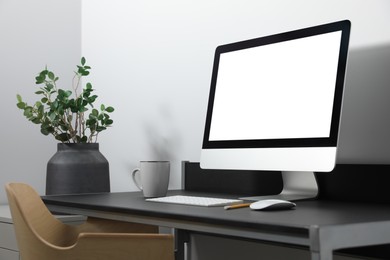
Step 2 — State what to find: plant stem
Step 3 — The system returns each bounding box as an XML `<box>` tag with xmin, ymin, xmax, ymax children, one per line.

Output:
<box><xmin>72</xmin><ymin>73</ymin><xmax>82</xmax><ymax>98</ymax></box>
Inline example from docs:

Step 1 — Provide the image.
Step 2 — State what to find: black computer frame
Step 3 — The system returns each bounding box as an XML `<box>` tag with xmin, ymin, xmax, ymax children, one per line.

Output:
<box><xmin>201</xmin><ymin>20</ymin><xmax>351</xmax><ymax>201</ymax></box>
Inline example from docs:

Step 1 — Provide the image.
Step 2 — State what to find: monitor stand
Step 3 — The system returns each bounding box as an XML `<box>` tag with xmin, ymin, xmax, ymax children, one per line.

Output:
<box><xmin>240</xmin><ymin>171</ymin><xmax>318</xmax><ymax>202</ymax></box>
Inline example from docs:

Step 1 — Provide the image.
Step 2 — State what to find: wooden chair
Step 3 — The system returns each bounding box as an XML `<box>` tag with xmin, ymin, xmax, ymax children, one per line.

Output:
<box><xmin>5</xmin><ymin>183</ymin><xmax>174</xmax><ymax>260</ymax></box>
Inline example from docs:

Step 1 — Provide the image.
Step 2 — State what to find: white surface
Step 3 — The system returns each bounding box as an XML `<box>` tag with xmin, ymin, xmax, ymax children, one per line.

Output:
<box><xmin>81</xmin><ymin>0</ymin><xmax>390</xmax><ymax>198</ymax></box>
<box><xmin>2</xmin><ymin>1</ymin><xmax>389</xmax><ymax>259</ymax></box>
<box><xmin>249</xmin><ymin>199</ymin><xmax>296</xmax><ymax>210</ymax></box>
<box><xmin>146</xmin><ymin>195</ymin><xmax>243</xmax><ymax>207</ymax></box>
<box><xmin>0</xmin><ymin>0</ymin><xmax>81</xmax><ymax>204</ymax></box>
<box><xmin>0</xmin><ymin>0</ymin><xmax>389</xmax><ymax>204</ymax></box>
<box><xmin>0</xmin><ymin>248</ymin><xmax>19</xmax><ymax>260</ymax></box>
<box><xmin>201</xmin><ymin>147</ymin><xmax>337</xmax><ymax>172</ymax></box>
<box><xmin>210</xmin><ymin>31</ymin><xmax>341</xmax><ymax>141</ymax></box>
<box><xmin>0</xmin><ymin>205</ymin><xmax>13</xmax><ymax>223</ymax></box>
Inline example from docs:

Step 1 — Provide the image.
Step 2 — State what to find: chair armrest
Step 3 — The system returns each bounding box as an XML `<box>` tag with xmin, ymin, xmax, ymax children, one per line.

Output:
<box><xmin>72</xmin><ymin>233</ymin><xmax>174</xmax><ymax>260</ymax></box>
<box><xmin>76</xmin><ymin>217</ymin><xmax>158</xmax><ymax>234</ymax></box>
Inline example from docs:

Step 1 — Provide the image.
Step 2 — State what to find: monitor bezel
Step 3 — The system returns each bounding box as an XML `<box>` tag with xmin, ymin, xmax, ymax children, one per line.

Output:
<box><xmin>202</xmin><ymin>20</ymin><xmax>351</xmax><ymax>150</ymax></box>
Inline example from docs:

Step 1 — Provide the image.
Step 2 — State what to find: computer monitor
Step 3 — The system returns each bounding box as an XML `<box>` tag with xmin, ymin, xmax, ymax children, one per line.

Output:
<box><xmin>200</xmin><ymin>20</ymin><xmax>351</xmax><ymax>201</ymax></box>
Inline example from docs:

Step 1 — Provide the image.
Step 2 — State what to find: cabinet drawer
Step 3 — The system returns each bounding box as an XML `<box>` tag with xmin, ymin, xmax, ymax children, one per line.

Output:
<box><xmin>0</xmin><ymin>247</ymin><xmax>19</xmax><ymax>260</ymax></box>
<box><xmin>0</xmin><ymin>222</ymin><xmax>18</xmax><ymax>251</ymax></box>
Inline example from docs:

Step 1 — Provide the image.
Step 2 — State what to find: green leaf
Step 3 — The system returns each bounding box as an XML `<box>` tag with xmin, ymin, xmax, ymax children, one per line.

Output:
<box><xmin>83</xmin><ymin>91</ymin><xmax>91</xmax><ymax>98</ymax></box>
<box><xmin>58</xmin><ymin>107</ymin><xmax>64</xmax><ymax>115</ymax></box>
<box><xmin>49</xmin><ymin>112</ymin><xmax>57</xmax><ymax>121</ymax></box>
<box><xmin>35</xmin><ymin>75</ymin><xmax>44</xmax><ymax>84</ymax></box>
<box><xmin>86</xmin><ymin>82</ymin><xmax>92</xmax><ymax>90</ymax></box>
<box><xmin>35</xmin><ymin>101</ymin><xmax>42</xmax><ymax>108</ymax></box>
<box><xmin>41</xmin><ymin>97</ymin><xmax>48</xmax><ymax>103</ymax></box>
<box><xmin>105</xmin><ymin>106</ymin><xmax>115</xmax><ymax>113</ymax></box>
<box><xmin>41</xmin><ymin>128</ymin><xmax>50</xmax><ymax>136</ymax></box>
<box><xmin>37</xmin><ymin>105</ymin><xmax>44</xmax><ymax>118</ymax></box>
<box><xmin>77</xmin><ymin>99</ymin><xmax>83</xmax><ymax>109</ymax></box>
<box><xmin>88</xmin><ymin>95</ymin><xmax>97</xmax><ymax>103</ymax></box>
<box><xmin>31</xmin><ymin>117</ymin><xmax>41</xmax><ymax>124</ymax></box>
<box><xmin>23</xmin><ymin>107</ymin><xmax>33</xmax><ymax>117</ymax></box>
<box><xmin>70</xmin><ymin>106</ymin><xmax>78</xmax><ymax>113</ymax></box>
<box><xmin>88</xmin><ymin>118</ymin><xmax>97</xmax><ymax>125</ymax></box>
<box><xmin>56</xmin><ymin>133</ymin><xmax>70</xmax><ymax>142</ymax></box>
<box><xmin>96</xmin><ymin>126</ymin><xmax>107</xmax><ymax>132</ymax></box>
<box><xmin>51</xmin><ymin>100</ymin><xmax>59</xmax><ymax>110</ymax></box>
<box><xmin>48</xmin><ymin>71</ymin><xmax>55</xmax><ymax>80</ymax></box>
<box><xmin>79</xmin><ymin>136</ymin><xmax>88</xmax><ymax>143</ymax></box>
<box><xmin>16</xmin><ymin>94</ymin><xmax>22</xmax><ymax>102</ymax></box>
<box><xmin>16</xmin><ymin>102</ymin><xmax>26</xmax><ymax>109</ymax></box>
<box><xmin>79</xmin><ymin>107</ymin><xmax>88</xmax><ymax>113</ymax></box>
<box><xmin>58</xmin><ymin>89</ymin><xmax>65</xmax><ymax>97</ymax></box>
<box><xmin>81</xmin><ymin>57</ymin><xmax>86</xmax><ymax>66</ymax></box>
<box><xmin>92</xmin><ymin>109</ymin><xmax>99</xmax><ymax>116</ymax></box>
<box><xmin>46</xmin><ymin>83</ymin><xmax>54</xmax><ymax>90</ymax></box>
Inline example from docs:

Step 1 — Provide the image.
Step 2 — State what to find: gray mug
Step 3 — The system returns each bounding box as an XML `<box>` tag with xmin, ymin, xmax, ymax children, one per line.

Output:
<box><xmin>132</xmin><ymin>161</ymin><xmax>170</xmax><ymax>198</ymax></box>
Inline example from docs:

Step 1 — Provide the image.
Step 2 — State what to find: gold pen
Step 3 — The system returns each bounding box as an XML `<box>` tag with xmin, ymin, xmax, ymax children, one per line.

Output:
<box><xmin>224</xmin><ymin>203</ymin><xmax>251</xmax><ymax>210</ymax></box>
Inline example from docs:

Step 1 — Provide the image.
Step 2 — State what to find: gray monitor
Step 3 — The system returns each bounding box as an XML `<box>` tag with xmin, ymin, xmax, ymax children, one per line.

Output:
<box><xmin>201</xmin><ymin>20</ymin><xmax>351</xmax><ymax>201</ymax></box>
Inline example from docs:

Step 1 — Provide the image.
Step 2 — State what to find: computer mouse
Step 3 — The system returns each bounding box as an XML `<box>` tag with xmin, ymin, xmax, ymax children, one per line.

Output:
<box><xmin>250</xmin><ymin>199</ymin><xmax>296</xmax><ymax>211</ymax></box>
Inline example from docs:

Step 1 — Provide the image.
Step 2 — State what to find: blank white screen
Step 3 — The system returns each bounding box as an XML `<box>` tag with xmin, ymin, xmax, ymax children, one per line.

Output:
<box><xmin>209</xmin><ymin>31</ymin><xmax>342</xmax><ymax>141</ymax></box>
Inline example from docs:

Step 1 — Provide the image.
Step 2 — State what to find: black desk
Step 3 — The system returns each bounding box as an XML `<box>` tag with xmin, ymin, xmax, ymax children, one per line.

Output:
<box><xmin>42</xmin><ymin>190</ymin><xmax>390</xmax><ymax>260</ymax></box>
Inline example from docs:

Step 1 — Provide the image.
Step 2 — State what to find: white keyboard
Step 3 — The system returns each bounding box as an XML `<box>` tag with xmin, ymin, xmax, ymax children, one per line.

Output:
<box><xmin>146</xmin><ymin>195</ymin><xmax>243</xmax><ymax>207</ymax></box>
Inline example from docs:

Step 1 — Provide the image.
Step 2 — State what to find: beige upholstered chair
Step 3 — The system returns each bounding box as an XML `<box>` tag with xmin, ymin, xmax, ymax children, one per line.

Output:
<box><xmin>5</xmin><ymin>183</ymin><xmax>174</xmax><ymax>260</ymax></box>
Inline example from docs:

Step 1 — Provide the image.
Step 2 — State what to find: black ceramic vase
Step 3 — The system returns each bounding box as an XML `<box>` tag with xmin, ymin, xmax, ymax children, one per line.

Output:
<box><xmin>46</xmin><ymin>143</ymin><xmax>110</xmax><ymax>195</ymax></box>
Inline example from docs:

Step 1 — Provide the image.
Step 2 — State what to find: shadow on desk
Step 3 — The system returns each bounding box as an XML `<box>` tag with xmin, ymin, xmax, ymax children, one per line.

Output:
<box><xmin>316</xmin><ymin>164</ymin><xmax>390</xmax><ymax>259</ymax></box>
<box><xmin>183</xmin><ymin>161</ymin><xmax>390</xmax><ymax>259</ymax></box>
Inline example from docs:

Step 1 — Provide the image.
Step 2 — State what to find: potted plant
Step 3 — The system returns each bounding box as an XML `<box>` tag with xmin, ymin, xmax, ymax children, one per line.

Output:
<box><xmin>16</xmin><ymin>57</ymin><xmax>114</xmax><ymax>195</ymax></box>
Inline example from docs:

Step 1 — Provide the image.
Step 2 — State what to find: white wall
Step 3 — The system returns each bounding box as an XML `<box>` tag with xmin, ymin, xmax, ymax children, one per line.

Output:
<box><xmin>82</xmin><ymin>0</ymin><xmax>390</xmax><ymax>194</ymax></box>
<box><xmin>1</xmin><ymin>1</ymin><xmax>388</xmax><ymax>202</ymax></box>
<box><xmin>0</xmin><ymin>0</ymin><xmax>81</xmax><ymax>203</ymax></box>
<box><xmin>0</xmin><ymin>0</ymin><xmax>388</xmax><ymax>209</ymax></box>
<box><xmin>82</xmin><ymin>2</ymin><xmax>390</xmax><ymax>258</ymax></box>
<box><xmin>1</xmin><ymin>0</ymin><xmax>389</xmax><ymax>258</ymax></box>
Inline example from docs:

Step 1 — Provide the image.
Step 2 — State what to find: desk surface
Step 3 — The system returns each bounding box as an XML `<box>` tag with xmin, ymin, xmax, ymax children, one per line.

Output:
<box><xmin>42</xmin><ymin>189</ymin><xmax>390</xmax><ymax>228</ymax></box>
<box><xmin>42</xmin><ymin>190</ymin><xmax>390</xmax><ymax>260</ymax></box>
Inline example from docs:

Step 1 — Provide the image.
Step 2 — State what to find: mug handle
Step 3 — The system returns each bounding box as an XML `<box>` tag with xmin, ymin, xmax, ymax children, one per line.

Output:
<box><xmin>131</xmin><ymin>168</ymin><xmax>143</xmax><ymax>190</ymax></box>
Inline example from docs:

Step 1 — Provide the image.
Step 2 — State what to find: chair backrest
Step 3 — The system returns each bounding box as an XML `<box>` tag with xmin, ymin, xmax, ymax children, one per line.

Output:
<box><xmin>5</xmin><ymin>183</ymin><xmax>79</xmax><ymax>259</ymax></box>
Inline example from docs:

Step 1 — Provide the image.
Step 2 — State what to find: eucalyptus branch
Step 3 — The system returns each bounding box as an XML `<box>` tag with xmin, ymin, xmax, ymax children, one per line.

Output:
<box><xmin>72</xmin><ymin>74</ymin><xmax>78</xmax><ymax>97</ymax></box>
<box><xmin>16</xmin><ymin>57</ymin><xmax>115</xmax><ymax>143</ymax></box>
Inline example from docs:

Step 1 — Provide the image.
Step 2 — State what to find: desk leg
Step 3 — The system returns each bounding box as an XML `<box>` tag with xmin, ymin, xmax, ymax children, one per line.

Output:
<box><xmin>175</xmin><ymin>229</ymin><xmax>190</xmax><ymax>260</ymax></box>
<box><xmin>309</xmin><ymin>226</ymin><xmax>333</xmax><ymax>260</ymax></box>
<box><xmin>311</xmin><ymin>250</ymin><xmax>333</xmax><ymax>260</ymax></box>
